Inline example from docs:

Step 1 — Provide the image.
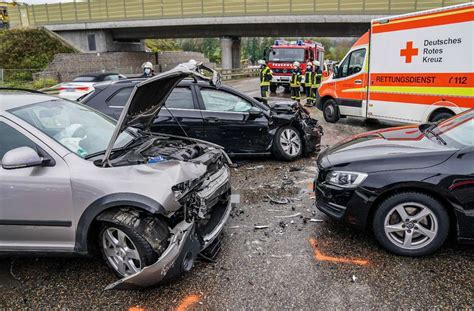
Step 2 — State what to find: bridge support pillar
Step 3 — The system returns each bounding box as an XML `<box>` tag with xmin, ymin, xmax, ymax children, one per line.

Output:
<box><xmin>220</xmin><ymin>36</ymin><xmax>240</xmax><ymax>70</ymax></box>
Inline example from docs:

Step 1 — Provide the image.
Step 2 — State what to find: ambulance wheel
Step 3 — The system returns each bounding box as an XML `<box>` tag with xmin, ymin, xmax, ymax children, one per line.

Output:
<box><xmin>270</xmin><ymin>84</ymin><xmax>278</xmax><ymax>93</ymax></box>
<box><xmin>323</xmin><ymin>99</ymin><xmax>340</xmax><ymax>123</ymax></box>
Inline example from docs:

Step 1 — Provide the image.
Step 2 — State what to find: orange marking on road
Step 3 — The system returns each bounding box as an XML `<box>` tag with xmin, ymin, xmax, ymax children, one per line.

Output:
<box><xmin>309</xmin><ymin>238</ymin><xmax>369</xmax><ymax>266</ymax></box>
<box><xmin>129</xmin><ymin>307</ymin><xmax>146</xmax><ymax>311</ymax></box>
<box><xmin>175</xmin><ymin>294</ymin><xmax>201</xmax><ymax>311</ymax></box>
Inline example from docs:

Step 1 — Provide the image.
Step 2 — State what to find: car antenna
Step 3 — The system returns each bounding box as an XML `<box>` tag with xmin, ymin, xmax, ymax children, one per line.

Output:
<box><xmin>164</xmin><ymin>105</ymin><xmax>189</xmax><ymax>138</ymax></box>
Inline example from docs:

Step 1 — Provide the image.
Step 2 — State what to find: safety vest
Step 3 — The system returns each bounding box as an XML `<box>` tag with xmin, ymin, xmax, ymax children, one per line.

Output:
<box><xmin>290</xmin><ymin>69</ymin><xmax>301</xmax><ymax>87</ymax></box>
<box><xmin>260</xmin><ymin>66</ymin><xmax>273</xmax><ymax>86</ymax></box>
<box><xmin>312</xmin><ymin>69</ymin><xmax>322</xmax><ymax>88</ymax></box>
<box><xmin>305</xmin><ymin>69</ymin><xmax>313</xmax><ymax>86</ymax></box>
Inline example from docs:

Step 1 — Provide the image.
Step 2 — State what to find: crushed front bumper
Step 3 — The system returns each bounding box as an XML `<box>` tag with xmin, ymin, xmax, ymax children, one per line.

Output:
<box><xmin>300</xmin><ymin>118</ymin><xmax>323</xmax><ymax>154</ymax></box>
<box><xmin>106</xmin><ymin>167</ymin><xmax>236</xmax><ymax>290</ymax></box>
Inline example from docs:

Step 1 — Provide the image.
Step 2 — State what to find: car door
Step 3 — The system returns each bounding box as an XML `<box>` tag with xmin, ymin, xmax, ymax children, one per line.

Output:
<box><xmin>151</xmin><ymin>86</ymin><xmax>205</xmax><ymax>140</ymax></box>
<box><xmin>105</xmin><ymin>86</ymin><xmax>134</xmax><ymax>120</ymax></box>
<box><xmin>334</xmin><ymin>48</ymin><xmax>368</xmax><ymax>117</ymax></box>
<box><xmin>445</xmin><ymin>147</ymin><xmax>474</xmax><ymax>240</ymax></box>
<box><xmin>0</xmin><ymin>118</ymin><xmax>75</xmax><ymax>251</ymax></box>
<box><xmin>197</xmin><ymin>87</ymin><xmax>270</xmax><ymax>154</ymax></box>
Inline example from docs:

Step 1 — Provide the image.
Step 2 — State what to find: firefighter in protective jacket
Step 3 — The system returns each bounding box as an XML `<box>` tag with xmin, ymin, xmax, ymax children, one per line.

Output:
<box><xmin>309</xmin><ymin>60</ymin><xmax>322</xmax><ymax>107</ymax></box>
<box><xmin>258</xmin><ymin>59</ymin><xmax>273</xmax><ymax>98</ymax></box>
<box><xmin>290</xmin><ymin>61</ymin><xmax>302</xmax><ymax>103</ymax></box>
<box><xmin>304</xmin><ymin>61</ymin><xmax>314</xmax><ymax>105</ymax></box>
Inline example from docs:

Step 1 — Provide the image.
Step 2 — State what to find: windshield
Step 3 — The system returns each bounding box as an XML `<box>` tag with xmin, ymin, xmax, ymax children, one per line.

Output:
<box><xmin>10</xmin><ymin>99</ymin><xmax>134</xmax><ymax>158</ymax></box>
<box><xmin>432</xmin><ymin>110</ymin><xmax>473</xmax><ymax>147</ymax></box>
<box><xmin>268</xmin><ymin>48</ymin><xmax>305</xmax><ymax>62</ymax></box>
<box><xmin>73</xmin><ymin>76</ymin><xmax>96</xmax><ymax>82</ymax></box>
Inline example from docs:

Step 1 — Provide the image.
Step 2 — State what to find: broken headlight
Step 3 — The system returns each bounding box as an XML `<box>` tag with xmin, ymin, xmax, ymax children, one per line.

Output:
<box><xmin>326</xmin><ymin>171</ymin><xmax>367</xmax><ymax>188</ymax></box>
<box><xmin>172</xmin><ymin>179</ymin><xmax>199</xmax><ymax>201</ymax></box>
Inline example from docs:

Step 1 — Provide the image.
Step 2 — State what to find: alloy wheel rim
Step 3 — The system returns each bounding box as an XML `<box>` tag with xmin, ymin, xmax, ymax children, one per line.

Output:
<box><xmin>280</xmin><ymin>128</ymin><xmax>301</xmax><ymax>156</ymax></box>
<box><xmin>383</xmin><ymin>202</ymin><xmax>438</xmax><ymax>250</ymax></box>
<box><xmin>325</xmin><ymin>105</ymin><xmax>334</xmax><ymax>118</ymax></box>
<box><xmin>102</xmin><ymin>227</ymin><xmax>142</xmax><ymax>276</ymax></box>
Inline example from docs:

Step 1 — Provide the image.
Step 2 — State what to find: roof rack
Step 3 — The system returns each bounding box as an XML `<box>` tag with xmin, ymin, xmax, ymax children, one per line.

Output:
<box><xmin>0</xmin><ymin>87</ymin><xmax>45</xmax><ymax>94</ymax></box>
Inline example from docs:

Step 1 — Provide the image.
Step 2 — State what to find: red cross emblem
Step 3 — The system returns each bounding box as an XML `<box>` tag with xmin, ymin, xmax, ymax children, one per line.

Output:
<box><xmin>400</xmin><ymin>41</ymin><xmax>418</xmax><ymax>63</ymax></box>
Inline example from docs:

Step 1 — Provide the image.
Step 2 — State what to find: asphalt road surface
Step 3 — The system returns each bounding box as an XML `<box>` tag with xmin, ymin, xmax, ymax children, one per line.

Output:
<box><xmin>1</xmin><ymin>77</ymin><xmax>472</xmax><ymax>310</ymax></box>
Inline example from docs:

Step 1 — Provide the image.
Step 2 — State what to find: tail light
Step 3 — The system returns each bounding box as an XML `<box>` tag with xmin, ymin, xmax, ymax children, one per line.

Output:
<box><xmin>59</xmin><ymin>86</ymin><xmax>92</xmax><ymax>92</ymax></box>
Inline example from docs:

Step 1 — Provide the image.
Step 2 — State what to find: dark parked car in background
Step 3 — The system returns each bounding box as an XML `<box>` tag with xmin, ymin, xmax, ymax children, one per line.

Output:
<box><xmin>81</xmin><ymin>78</ymin><xmax>323</xmax><ymax>161</ymax></box>
<box><xmin>314</xmin><ymin>110</ymin><xmax>474</xmax><ymax>256</ymax></box>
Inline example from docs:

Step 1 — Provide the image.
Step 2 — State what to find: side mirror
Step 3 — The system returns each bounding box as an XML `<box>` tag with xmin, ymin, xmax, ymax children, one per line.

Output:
<box><xmin>248</xmin><ymin>106</ymin><xmax>264</xmax><ymax>119</ymax></box>
<box><xmin>2</xmin><ymin>146</ymin><xmax>44</xmax><ymax>170</ymax></box>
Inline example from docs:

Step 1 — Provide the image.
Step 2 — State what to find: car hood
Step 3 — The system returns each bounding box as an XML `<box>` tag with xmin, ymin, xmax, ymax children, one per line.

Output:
<box><xmin>103</xmin><ymin>61</ymin><xmax>221</xmax><ymax>163</ymax></box>
<box><xmin>266</xmin><ymin>100</ymin><xmax>298</xmax><ymax>113</ymax></box>
<box><xmin>320</xmin><ymin>125</ymin><xmax>458</xmax><ymax>172</ymax></box>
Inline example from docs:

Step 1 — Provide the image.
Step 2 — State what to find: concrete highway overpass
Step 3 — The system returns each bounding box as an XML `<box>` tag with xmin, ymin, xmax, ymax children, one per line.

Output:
<box><xmin>8</xmin><ymin>0</ymin><xmax>470</xmax><ymax>68</ymax></box>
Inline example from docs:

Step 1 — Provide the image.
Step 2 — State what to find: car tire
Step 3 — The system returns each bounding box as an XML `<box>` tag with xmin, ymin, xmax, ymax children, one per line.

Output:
<box><xmin>270</xmin><ymin>83</ymin><xmax>278</xmax><ymax>93</ymax></box>
<box><xmin>430</xmin><ymin>111</ymin><xmax>454</xmax><ymax>123</ymax></box>
<box><xmin>98</xmin><ymin>216</ymin><xmax>169</xmax><ymax>278</ymax></box>
<box><xmin>323</xmin><ymin>99</ymin><xmax>340</xmax><ymax>123</ymax></box>
<box><xmin>373</xmin><ymin>192</ymin><xmax>449</xmax><ymax>257</ymax></box>
<box><xmin>272</xmin><ymin>125</ymin><xmax>303</xmax><ymax>161</ymax></box>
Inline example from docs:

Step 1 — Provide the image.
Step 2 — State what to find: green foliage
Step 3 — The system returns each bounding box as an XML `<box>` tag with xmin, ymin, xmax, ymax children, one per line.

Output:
<box><xmin>145</xmin><ymin>39</ymin><xmax>180</xmax><ymax>52</ymax></box>
<box><xmin>0</xmin><ymin>28</ymin><xmax>74</xmax><ymax>81</ymax></box>
<box><xmin>32</xmin><ymin>78</ymin><xmax>58</xmax><ymax>89</ymax></box>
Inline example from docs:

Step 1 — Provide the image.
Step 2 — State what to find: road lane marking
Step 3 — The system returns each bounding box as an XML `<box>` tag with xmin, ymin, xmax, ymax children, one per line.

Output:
<box><xmin>175</xmin><ymin>294</ymin><xmax>201</xmax><ymax>311</ymax></box>
<box><xmin>309</xmin><ymin>238</ymin><xmax>369</xmax><ymax>266</ymax></box>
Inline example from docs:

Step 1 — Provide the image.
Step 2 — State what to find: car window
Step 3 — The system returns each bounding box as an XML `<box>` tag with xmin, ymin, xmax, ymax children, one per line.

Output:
<box><xmin>0</xmin><ymin>121</ymin><xmax>37</xmax><ymax>162</ymax></box>
<box><xmin>347</xmin><ymin>49</ymin><xmax>366</xmax><ymax>76</ymax></box>
<box><xmin>165</xmin><ymin>87</ymin><xmax>194</xmax><ymax>109</ymax></box>
<box><xmin>436</xmin><ymin>110</ymin><xmax>474</xmax><ymax>147</ymax></box>
<box><xmin>10</xmin><ymin>100</ymin><xmax>134</xmax><ymax>158</ymax></box>
<box><xmin>107</xmin><ymin>87</ymin><xmax>134</xmax><ymax>107</ymax></box>
<box><xmin>337</xmin><ymin>48</ymin><xmax>366</xmax><ymax>78</ymax></box>
<box><xmin>103</xmin><ymin>75</ymin><xmax>120</xmax><ymax>81</ymax></box>
<box><xmin>201</xmin><ymin>89</ymin><xmax>252</xmax><ymax>112</ymax></box>
<box><xmin>73</xmin><ymin>76</ymin><xmax>96</xmax><ymax>82</ymax></box>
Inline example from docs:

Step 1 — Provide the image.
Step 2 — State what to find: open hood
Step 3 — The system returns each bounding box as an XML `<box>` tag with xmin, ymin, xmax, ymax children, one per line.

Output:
<box><xmin>102</xmin><ymin>61</ymin><xmax>221</xmax><ymax>164</ymax></box>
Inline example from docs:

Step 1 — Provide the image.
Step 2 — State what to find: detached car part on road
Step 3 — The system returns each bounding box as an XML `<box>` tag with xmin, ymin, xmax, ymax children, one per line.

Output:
<box><xmin>0</xmin><ymin>62</ymin><xmax>234</xmax><ymax>289</ymax></box>
<box><xmin>80</xmin><ymin>76</ymin><xmax>323</xmax><ymax>161</ymax></box>
<box><xmin>315</xmin><ymin>110</ymin><xmax>474</xmax><ymax>256</ymax></box>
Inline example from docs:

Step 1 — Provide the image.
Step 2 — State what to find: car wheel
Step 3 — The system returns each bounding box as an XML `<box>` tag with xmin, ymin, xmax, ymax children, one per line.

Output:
<box><xmin>373</xmin><ymin>192</ymin><xmax>449</xmax><ymax>257</ymax></box>
<box><xmin>430</xmin><ymin>111</ymin><xmax>454</xmax><ymax>123</ymax></box>
<box><xmin>99</xmin><ymin>219</ymin><xmax>167</xmax><ymax>278</ymax></box>
<box><xmin>272</xmin><ymin>126</ymin><xmax>303</xmax><ymax>161</ymax></box>
<box><xmin>270</xmin><ymin>83</ymin><xmax>278</xmax><ymax>93</ymax></box>
<box><xmin>323</xmin><ymin>99</ymin><xmax>340</xmax><ymax>123</ymax></box>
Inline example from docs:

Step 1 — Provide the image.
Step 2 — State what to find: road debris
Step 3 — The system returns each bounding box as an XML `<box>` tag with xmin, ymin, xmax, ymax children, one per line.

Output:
<box><xmin>274</xmin><ymin>213</ymin><xmax>302</xmax><ymax>219</ymax></box>
<box><xmin>266</xmin><ymin>195</ymin><xmax>290</xmax><ymax>205</ymax></box>
<box><xmin>310</xmin><ymin>219</ymin><xmax>324</xmax><ymax>223</ymax></box>
<box><xmin>351</xmin><ymin>275</ymin><xmax>357</xmax><ymax>282</ymax></box>
<box><xmin>246</xmin><ymin>165</ymin><xmax>264</xmax><ymax>170</ymax></box>
<box><xmin>254</xmin><ymin>225</ymin><xmax>270</xmax><ymax>230</ymax></box>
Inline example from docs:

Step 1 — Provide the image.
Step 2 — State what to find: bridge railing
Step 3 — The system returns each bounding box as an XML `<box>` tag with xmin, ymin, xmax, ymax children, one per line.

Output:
<box><xmin>10</xmin><ymin>0</ymin><xmax>468</xmax><ymax>27</ymax></box>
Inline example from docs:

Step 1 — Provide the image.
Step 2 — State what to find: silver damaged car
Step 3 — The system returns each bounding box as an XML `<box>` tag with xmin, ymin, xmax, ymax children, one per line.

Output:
<box><xmin>0</xmin><ymin>62</ymin><xmax>233</xmax><ymax>289</ymax></box>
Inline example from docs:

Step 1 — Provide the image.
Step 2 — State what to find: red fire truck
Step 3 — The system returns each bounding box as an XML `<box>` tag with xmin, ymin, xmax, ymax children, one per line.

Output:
<box><xmin>265</xmin><ymin>39</ymin><xmax>325</xmax><ymax>93</ymax></box>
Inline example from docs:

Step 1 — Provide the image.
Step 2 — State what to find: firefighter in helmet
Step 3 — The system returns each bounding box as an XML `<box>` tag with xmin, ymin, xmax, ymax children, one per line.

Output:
<box><xmin>141</xmin><ymin>62</ymin><xmax>155</xmax><ymax>78</ymax></box>
<box><xmin>304</xmin><ymin>61</ymin><xmax>314</xmax><ymax>106</ymax></box>
<box><xmin>258</xmin><ymin>59</ymin><xmax>273</xmax><ymax>98</ymax></box>
<box><xmin>309</xmin><ymin>60</ymin><xmax>322</xmax><ymax>107</ymax></box>
<box><xmin>290</xmin><ymin>61</ymin><xmax>302</xmax><ymax>103</ymax></box>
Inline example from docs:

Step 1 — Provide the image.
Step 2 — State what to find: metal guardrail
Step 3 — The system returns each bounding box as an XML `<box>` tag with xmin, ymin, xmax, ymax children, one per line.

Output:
<box><xmin>219</xmin><ymin>67</ymin><xmax>259</xmax><ymax>80</ymax></box>
<box><xmin>9</xmin><ymin>0</ymin><xmax>469</xmax><ymax>28</ymax></box>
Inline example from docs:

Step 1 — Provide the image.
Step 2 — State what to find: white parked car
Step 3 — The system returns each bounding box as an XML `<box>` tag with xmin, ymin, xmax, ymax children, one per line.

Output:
<box><xmin>55</xmin><ymin>73</ymin><xmax>126</xmax><ymax>101</ymax></box>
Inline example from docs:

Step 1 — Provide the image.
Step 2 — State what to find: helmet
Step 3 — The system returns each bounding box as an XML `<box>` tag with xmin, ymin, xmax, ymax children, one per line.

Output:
<box><xmin>257</xmin><ymin>59</ymin><xmax>266</xmax><ymax>65</ymax></box>
<box><xmin>293</xmin><ymin>61</ymin><xmax>300</xmax><ymax>67</ymax></box>
<box><xmin>142</xmin><ymin>62</ymin><xmax>153</xmax><ymax>69</ymax></box>
<box><xmin>313</xmin><ymin>60</ymin><xmax>320</xmax><ymax>67</ymax></box>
